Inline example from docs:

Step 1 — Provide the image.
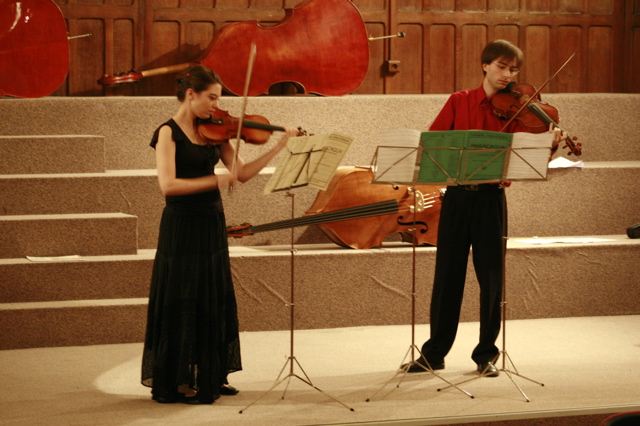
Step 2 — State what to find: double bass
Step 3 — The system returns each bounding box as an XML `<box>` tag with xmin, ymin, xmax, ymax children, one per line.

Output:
<box><xmin>0</xmin><ymin>0</ymin><xmax>69</xmax><ymax>98</ymax></box>
<box><xmin>227</xmin><ymin>167</ymin><xmax>444</xmax><ymax>249</ymax></box>
<box><xmin>98</xmin><ymin>0</ymin><xmax>369</xmax><ymax>96</ymax></box>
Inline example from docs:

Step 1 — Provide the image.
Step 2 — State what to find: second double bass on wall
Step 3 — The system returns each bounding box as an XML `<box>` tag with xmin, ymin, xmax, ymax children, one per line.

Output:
<box><xmin>98</xmin><ymin>0</ymin><xmax>370</xmax><ymax>97</ymax></box>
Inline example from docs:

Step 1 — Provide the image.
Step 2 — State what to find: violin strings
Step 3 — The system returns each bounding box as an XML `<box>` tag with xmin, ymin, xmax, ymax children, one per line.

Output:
<box><xmin>528</xmin><ymin>102</ymin><xmax>555</xmax><ymax>127</ymax></box>
<box><xmin>527</xmin><ymin>103</ymin><xmax>579</xmax><ymax>153</ymax></box>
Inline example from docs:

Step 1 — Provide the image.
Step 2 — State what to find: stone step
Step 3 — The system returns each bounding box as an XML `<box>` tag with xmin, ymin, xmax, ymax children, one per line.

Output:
<box><xmin>0</xmin><ymin>251</ymin><xmax>155</xmax><ymax>303</ymax></box>
<box><xmin>1</xmin><ymin>95</ymin><xmax>638</xmax><ymax>170</ymax></box>
<box><xmin>0</xmin><ymin>170</ymin><xmax>162</xmax><ymax>249</ymax></box>
<box><xmin>0</xmin><ymin>135</ymin><xmax>105</xmax><ymax>174</ymax></box>
<box><xmin>0</xmin><ymin>213</ymin><xmax>138</xmax><ymax>258</ymax></box>
<box><xmin>0</xmin><ymin>298</ymin><xmax>147</xmax><ymax>349</ymax></box>
<box><xmin>1</xmin><ymin>162</ymin><xmax>639</xmax><ymax>249</ymax></box>
<box><xmin>508</xmin><ymin>161</ymin><xmax>640</xmax><ymax>238</ymax></box>
<box><xmin>1</xmin><ymin>235</ymin><xmax>638</xmax><ymax>349</ymax></box>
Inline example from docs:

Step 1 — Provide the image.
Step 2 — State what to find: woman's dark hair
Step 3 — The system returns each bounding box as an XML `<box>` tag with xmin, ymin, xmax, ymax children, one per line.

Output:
<box><xmin>176</xmin><ymin>65</ymin><xmax>222</xmax><ymax>101</ymax></box>
<box><xmin>481</xmin><ymin>40</ymin><xmax>524</xmax><ymax>75</ymax></box>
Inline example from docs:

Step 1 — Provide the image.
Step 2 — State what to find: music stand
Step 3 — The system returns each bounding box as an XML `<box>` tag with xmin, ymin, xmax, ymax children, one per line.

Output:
<box><xmin>410</xmin><ymin>130</ymin><xmax>552</xmax><ymax>402</ymax></box>
<box><xmin>240</xmin><ymin>132</ymin><xmax>355</xmax><ymax>413</ymax></box>
<box><xmin>365</xmin><ymin>140</ymin><xmax>474</xmax><ymax>401</ymax></box>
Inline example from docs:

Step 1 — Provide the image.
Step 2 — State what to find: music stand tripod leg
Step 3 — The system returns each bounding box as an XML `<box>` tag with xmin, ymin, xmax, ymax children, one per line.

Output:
<box><xmin>239</xmin><ymin>192</ymin><xmax>354</xmax><ymax>414</ymax></box>
<box><xmin>436</xmin><ymin>236</ymin><xmax>544</xmax><ymax>401</ymax></box>
<box><xmin>366</xmin><ymin>186</ymin><xmax>473</xmax><ymax>401</ymax></box>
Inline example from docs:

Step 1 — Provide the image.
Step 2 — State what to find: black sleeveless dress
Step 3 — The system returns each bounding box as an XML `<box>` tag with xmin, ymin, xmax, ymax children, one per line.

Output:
<box><xmin>141</xmin><ymin>119</ymin><xmax>241</xmax><ymax>404</ymax></box>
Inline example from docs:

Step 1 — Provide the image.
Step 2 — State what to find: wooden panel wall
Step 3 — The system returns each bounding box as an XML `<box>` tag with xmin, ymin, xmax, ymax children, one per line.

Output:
<box><xmin>52</xmin><ymin>0</ymin><xmax>639</xmax><ymax>96</ymax></box>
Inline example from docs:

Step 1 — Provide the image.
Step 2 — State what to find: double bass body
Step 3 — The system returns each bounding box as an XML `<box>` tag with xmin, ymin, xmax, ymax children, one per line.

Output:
<box><xmin>305</xmin><ymin>167</ymin><xmax>443</xmax><ymax>249</ymax></box>
<box><xmin>201</xmin><ymin>0</ymin><xmax>370</xmax><ymax>96</ymax></box>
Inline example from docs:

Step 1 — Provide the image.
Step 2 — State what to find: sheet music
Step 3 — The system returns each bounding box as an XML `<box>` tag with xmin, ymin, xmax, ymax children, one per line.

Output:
<box><xmin>263</xmin><ymin>136</ymin><xmax>314</xmax><ymax>194</ymax></box>
<box><xmin>263</xmin><ymin>132</ymin><xmax>353</xmax><ymax>194</ymax></box>
<box><xmin>307</xmin><ymin>132</ymin><xmax>353</xmax><ymax>190</ymax></box>
<box><xmin>506</xmin><ymin>132</ymin><xmax>553</xmax><ymax>180</ymax></box>
<box><xmin>374</xmin><ymin>128</ymin><xmax>421</xmax><ymax>183</ymax></box>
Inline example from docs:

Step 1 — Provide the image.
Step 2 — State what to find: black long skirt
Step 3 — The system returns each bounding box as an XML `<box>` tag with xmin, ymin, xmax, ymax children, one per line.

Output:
<box><xmin>141</xmin><ymin>208</ymin><xmax>241</xmax><ymax>404</ymax></box>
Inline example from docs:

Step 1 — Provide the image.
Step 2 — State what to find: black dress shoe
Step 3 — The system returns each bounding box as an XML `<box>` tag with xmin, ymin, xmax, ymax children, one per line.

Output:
<box><xmin>152</xmin><ymin>395</ymin><xmax>178</xmax><ymax>404</ymax></box>
<box><xmin>476</xmin><ymin>361</ymin><xmax>499</xmax><ymax>377</ymax></box>
<box><xmin>401</xmin><ymin>357</ymin><xmax>445</xmax><ymax>373</ymax></box>
<box><xmin>220</xmin><ymin>384</ymin><xmax>240</xmax><ymax>395</ymax></box>
<box><xmin>179</xmin><ymin>393</ymin><xmax>220</xmax><ymax>405</ymax></box>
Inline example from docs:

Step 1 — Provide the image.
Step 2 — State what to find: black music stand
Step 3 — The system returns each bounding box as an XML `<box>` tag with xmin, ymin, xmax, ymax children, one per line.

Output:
<box><xmin>239</xmin><ymin>132</ymin><xmax>354</xmax><ymax>413</ymax></box>
<box><xmin>367</xmin><ymin>130</ymin><xmax>553</xmax><ymax>402</ymax></box>
<box><xmin>365</xmin><ymin>140</ymin><xmax>474</xmax><ymax>401</ymax></box>
<box><xmin>412</xmin><ymin>130</ymin><xmax>553</xmax><ymax>402</ymax></box>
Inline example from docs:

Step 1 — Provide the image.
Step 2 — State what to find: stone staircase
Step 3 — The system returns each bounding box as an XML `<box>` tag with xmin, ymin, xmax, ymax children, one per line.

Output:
<box><xmin>1</xmin><ymin>94</ymin><xmax>639</xmax><ymax>350</ymax></box>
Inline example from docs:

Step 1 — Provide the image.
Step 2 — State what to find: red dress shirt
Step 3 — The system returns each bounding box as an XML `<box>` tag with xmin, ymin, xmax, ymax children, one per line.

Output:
<box><xmin>429</xmin><ymin>85</ymin><xmax>526</xmax><ymax>133</ymax></box>
<box><xmin>429</xmin><ymin>85</ymin><xmax>525</xmax><ymax>186</ymax></box>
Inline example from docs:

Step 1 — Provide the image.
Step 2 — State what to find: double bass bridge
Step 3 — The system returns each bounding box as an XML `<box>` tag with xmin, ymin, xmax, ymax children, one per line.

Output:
<box><xmin>407</xmin><ymin>188</ymin><xmax>438</xmax><ymax>213</ymax></box>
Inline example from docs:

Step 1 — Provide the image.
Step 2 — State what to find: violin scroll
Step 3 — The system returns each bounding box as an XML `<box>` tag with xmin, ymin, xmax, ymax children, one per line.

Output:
<box><xmin>558</xmin><ymin>134</ymin><xmax>582</xmax><ymax>157</ymax></box>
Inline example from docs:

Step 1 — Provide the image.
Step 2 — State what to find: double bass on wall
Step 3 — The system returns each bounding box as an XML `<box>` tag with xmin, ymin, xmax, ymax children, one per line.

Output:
<box><xmin>0</xmin><ymin>0</ymin><xmax>69</xmax><ymax>98</ymax></box>
<box><xmin>98</xmin><ymin>0</ymin><xmax>370</xmax><ymax>97</ymax></box>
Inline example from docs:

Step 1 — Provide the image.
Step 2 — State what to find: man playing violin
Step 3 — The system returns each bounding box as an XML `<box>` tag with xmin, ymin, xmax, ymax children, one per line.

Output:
<box><xmin>404</xmin><ymin>40</ymin><xmax>566</xmax><ymax>377</ymax></box>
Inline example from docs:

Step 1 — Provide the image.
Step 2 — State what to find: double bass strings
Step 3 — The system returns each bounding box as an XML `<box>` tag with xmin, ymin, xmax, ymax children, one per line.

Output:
<box><xmin>228</xmin><ymin>192</ymin><xmax>440</xmax><ymax>236</ymax></box>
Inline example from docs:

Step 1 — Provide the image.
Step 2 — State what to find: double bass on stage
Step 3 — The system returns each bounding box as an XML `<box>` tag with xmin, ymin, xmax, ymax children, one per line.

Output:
<box><xmin>227</xmin><ymin>167</ymin><xmax>444</xmax><ymax>249</ymax></box>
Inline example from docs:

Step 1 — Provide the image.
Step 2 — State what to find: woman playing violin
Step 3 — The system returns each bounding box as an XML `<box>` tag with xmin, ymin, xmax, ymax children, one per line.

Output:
<box><xmin>402</xmin><ymin>40</ymin><xmax>567</xmax><ymax>377</ymax></box>
<box><xmin>141</xmin><ymin>64</ymin><xmax>298</xmax><ymax>404</ymax></box>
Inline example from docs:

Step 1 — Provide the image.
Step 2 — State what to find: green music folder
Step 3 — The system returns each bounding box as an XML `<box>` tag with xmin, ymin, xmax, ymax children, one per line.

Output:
<box><xmin>418</xmin><ymin>130</ymin><xmax>512</xmax><ymax>184</ymax></box>
<box><xmin>373</xmin><ymin>129</ymin><xmax>552</xmax><ymax>185</ymax></box>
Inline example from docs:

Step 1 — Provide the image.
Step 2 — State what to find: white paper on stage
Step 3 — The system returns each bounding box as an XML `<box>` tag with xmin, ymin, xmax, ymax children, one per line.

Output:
<box><xmin>263</xmin><ymin>132</ymin><xmax>353</xmax><ymax>194</ymax></box>
<box><xmin>26</xmin><ymin>255</ymin><xmax>85</xmax><ymax>262</ymax></box>
<box><xmin>373</xmin><ymin>128</ymin><xmax>421</xmax><ymax>183</ymax></box>
<box><xmin>518</xmin><ymin>237</ymin><xmax>616</xmax><ymax>244</ymax></box>
<box><xmin>505</xmin><ymin>132</ymin><xmax>554</xmax><ymax>180</ymax></box>
<box><xmin>548</xmin><ymin>156</ymin><xmax>584</xmax><ymax>168</ymax></box>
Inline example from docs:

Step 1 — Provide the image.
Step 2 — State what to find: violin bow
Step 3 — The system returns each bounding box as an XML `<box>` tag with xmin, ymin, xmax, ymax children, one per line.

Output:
<box><xmin>229</xmin><ymin>41</ymin><xmax>257</xmax><ymax>194</ymax></box>
<box><xmin>499</xmin><ymin>50</ymin><xmax>577</xmax><ymax>132</ymax></box>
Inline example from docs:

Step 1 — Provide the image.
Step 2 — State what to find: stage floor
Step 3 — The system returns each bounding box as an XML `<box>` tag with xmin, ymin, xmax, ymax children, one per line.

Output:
<box><xmin>1</xmin><ymin>315</ymin><xmax>639</xmax><ymax>425</ymax></box>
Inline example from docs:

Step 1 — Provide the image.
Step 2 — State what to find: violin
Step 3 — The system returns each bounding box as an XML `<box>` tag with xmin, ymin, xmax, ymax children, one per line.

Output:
<box><xmin>227</xmin><ymin>167</ymin><xmax>443</xmax><ymax>249</ymax></box>
<box><xmin>491</xmin><ymin>82</ymin><xmax>582</xmax><ymax>156</ymax></box>
<box><xmin>197</xmin><ymin>107</ymin><xmax>303</xmax><ymax>145</ymax></box>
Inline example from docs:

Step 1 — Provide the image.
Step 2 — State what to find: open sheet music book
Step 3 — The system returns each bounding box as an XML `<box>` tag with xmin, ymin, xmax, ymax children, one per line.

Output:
<box><xmin>374</xmin><ymin>129</ymin><xmax>553</xmax><ymax>185</ymax></box>
<box><xmin>263</xmin><ymin>132</ymin><xmax>353</xmax><ymax>194</ymax></box>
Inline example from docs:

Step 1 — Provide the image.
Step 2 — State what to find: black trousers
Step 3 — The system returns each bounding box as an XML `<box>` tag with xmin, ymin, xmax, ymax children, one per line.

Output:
<box><xmin>421</xmin><ymin>184</ymin><xmax>507</xmax><ymax>365</ymax></box>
